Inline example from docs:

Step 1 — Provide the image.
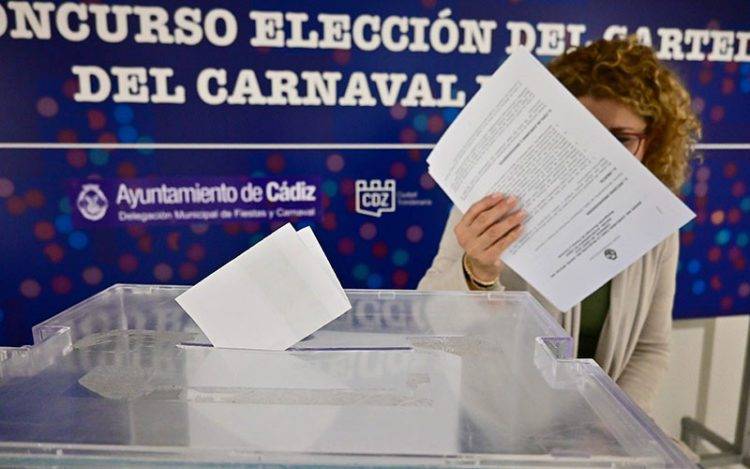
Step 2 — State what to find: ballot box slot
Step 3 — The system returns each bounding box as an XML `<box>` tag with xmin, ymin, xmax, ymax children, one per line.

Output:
<box><xmin>288</xmin><ymin>346</ymin><xmax>413</xmax><ymax>351</ymax></box>
<box><xmin>178</xmin><ymin>343</ymin><xmax>415</xmax><ymax>351</ymax></box>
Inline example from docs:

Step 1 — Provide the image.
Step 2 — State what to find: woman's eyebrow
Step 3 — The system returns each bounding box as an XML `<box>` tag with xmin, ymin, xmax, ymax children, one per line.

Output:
<box><xmin>607</xmin><ymin>126</ymin><xmax>645</xmax><ymax>133</ymax></box>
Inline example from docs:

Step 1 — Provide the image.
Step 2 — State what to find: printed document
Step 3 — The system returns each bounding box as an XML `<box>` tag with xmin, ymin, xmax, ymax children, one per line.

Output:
<box><xmin>428</xmin><ymin>49</ymin><xmax>694</xmax><ymax>311</ymax></box>
<box><xmin>176</xmin><ymin>223</ymin><xmax>351</xmax><ymax>350</ymax></box>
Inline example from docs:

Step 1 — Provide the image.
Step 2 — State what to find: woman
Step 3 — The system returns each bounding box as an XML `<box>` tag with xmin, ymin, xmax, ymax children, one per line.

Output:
<box><xmin>418</xmin><ymin>37</ymin><xmax>701</xmax><ymax>414</ymax></box>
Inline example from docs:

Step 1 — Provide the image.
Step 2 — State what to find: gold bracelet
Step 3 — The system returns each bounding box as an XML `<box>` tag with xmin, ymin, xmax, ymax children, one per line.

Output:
<box><xmin>462</xmin><ymin>253</ymin><xmax>499</xmax><ymax>289</ymax></box>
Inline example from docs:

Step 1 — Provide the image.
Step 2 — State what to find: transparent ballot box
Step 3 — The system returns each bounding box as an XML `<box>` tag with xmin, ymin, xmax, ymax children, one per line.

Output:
<box><xmin>0</xmin><ymin>284</ymin><xmax>691</xmax><ymax>467</ymax></box>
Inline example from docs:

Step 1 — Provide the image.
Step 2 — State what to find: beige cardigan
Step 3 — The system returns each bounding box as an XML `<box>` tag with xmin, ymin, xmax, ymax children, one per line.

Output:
<box><xmin>418</xmin><ymin>206</ymin><xmax>680</xmax><ymax>414</ymax></box>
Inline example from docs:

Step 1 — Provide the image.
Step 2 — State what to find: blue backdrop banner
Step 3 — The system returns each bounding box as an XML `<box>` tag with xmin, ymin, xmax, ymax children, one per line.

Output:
<box><xmin>1</xmin><ymin>0</ymin><xmax>749</xmax><ymax>346</ymax></box>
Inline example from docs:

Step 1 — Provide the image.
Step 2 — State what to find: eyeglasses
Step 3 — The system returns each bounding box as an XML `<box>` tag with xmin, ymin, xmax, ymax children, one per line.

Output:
<box><xmin>610</xmin><ymin>131</ymin><xmax>647</xmax><ymax>155</ymax></box>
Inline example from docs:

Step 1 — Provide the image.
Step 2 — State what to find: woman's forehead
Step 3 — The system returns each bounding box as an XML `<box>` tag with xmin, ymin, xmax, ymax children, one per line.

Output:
<box><xmin>577</xmin><ymin>95</ymin><xmax>648</xmax><ymax>130</ymax></box>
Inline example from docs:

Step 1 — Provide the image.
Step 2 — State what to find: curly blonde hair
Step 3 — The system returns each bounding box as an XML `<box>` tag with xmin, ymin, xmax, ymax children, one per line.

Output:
<box><xmin>548</xmin><ymin>37</ymin><xmax>702</xmax><ymax>192</ymax></box>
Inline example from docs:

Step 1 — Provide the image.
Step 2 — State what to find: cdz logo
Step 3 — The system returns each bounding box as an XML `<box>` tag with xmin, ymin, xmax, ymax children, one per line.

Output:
<box><xmin>355</xmin><ymin>179</ymin><xmax>396</xmax><ymax>217</ymax></box>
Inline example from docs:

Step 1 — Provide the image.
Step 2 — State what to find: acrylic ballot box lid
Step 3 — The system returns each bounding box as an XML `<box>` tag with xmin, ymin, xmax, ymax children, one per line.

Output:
<box><xmin>0</xmin><ymin>284</ymin><xmax>691</xmax><ymax>467</ymax></box>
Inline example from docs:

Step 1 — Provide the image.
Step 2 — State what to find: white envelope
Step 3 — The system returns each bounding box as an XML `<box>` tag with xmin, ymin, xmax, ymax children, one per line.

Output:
<box><xmin>176</xmin><ymin>223</ymin><xmax>351</xmax><ymax>350</ymax></box>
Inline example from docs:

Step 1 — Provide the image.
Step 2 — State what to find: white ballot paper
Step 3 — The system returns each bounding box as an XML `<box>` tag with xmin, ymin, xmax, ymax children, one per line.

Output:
<box><xmin>428</xmin><ymin>49</ymin><xmax>695</xmax><ymax>311</ymax></box>
<box><xmin>176</xmin><ymin>223</ymin><xmax>351</xmax><ymax>350</ymax></box>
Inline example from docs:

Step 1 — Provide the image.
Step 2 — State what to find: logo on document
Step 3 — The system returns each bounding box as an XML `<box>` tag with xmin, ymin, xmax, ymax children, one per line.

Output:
<box><xmin>604</xmin><ymin>248</ymin><xmax>618</xmax><ymax>260</ymax></box>
<box><xmin>76</xmin><ymin>183</ymin><xmax>109</xmax><ymax>221</ymax></box>
<box><xmin>355</xmin><ymin>179</ymin><xmax>396</xmax><ymax>217</ymax></box>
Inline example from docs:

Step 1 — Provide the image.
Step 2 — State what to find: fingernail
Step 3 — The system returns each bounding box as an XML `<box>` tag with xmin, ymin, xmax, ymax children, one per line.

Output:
<box><xmin>507</xmin><ymin>195</ymin><xmax>517</xmax><ymax>204</ymax></box>
<box><xmin>517</xmin><ymin>210</ymin><xmax>527</xmax><ymax>218</ymax></box>
<box><xmin>491</xmin><ymin>192</ymin><xmax>503</xmax><ymax>199</ymax></box>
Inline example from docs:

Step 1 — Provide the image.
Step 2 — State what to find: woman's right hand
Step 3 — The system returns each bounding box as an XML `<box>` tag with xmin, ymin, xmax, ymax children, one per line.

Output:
<box><xmin>454</xmin><ymin>193</ymin><xmax>526</xmax><ymax>284</ymax></box>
